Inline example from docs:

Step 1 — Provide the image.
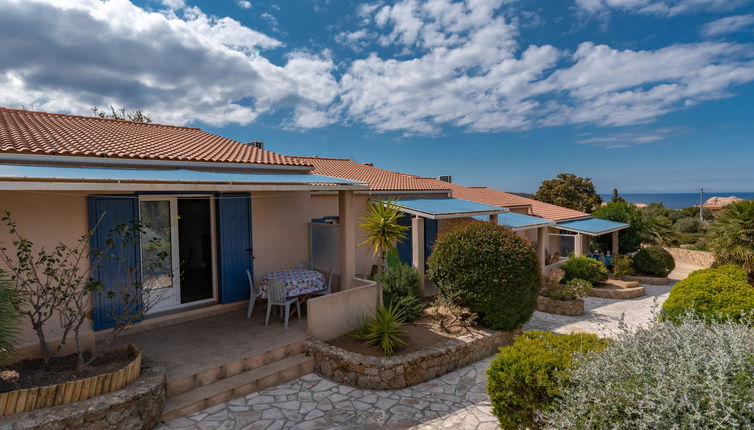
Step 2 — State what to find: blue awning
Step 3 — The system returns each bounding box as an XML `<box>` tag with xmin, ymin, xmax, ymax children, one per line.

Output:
<box><xmin>496</xmin><ymin>212</ymin><xmax>554</xmax><ymax>230</ymax></box>
<box><xmin>387</xmin><ymin>198</ymin><xmax>506</xmax><ymax>220</ymax></box>
<box><xmin>0</xmin><ymin>163</ymin><xmax>365</xmax><ymax>188</ymax></box>
<box><xmin>556</xmin><ymin>218</ymin><xmax>629</xmax><ymax>236</ymax></box>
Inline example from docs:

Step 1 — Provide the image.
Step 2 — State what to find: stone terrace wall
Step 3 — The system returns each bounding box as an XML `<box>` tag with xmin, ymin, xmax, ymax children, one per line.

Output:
<box><xmin>307</xmin><ymin>329</ymin><xmax>517</xmax><ymax>390</ymax></box>
<box><xmin>665</xmin><ymin>247</ymin><xmax>715</xmax><ymax>268</ymax></box>
<box><xmin>2</xmin><ymin>366</ymin><xmax>166</xmax><ymax>430</ymax></box>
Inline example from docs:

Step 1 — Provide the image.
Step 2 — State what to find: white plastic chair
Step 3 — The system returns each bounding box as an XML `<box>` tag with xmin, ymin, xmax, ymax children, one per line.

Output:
<box><xmin>246</xmin><ymin>270</ymin><xmax>261</xmax><ymax>319</ymax></box>
<box><xmin>311</xmin><ymin>267</ymin><xmax>334</xmax><ymax>297</ymax></box>
<box><xmin>265</xmin><ymin>279</ymin><xmax>300</xmax><ymax>328</ymax></box>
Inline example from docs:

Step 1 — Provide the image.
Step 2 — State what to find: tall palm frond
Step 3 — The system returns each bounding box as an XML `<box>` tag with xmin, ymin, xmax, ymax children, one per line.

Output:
<box><xmin>358</xmin><ymin>200</ymin><xmax>409</xmax><ymax>262</ymax></box>
<box><xmin>708</xmin><ymin>200</ymin><xmax>754</xmax><ymax>281</ymax></box>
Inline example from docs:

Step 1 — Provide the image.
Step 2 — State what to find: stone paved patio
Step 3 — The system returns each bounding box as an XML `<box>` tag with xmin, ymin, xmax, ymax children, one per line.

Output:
<box><xmin>160</xmin><ymin>264</ymin><xmax>700</xmax><ymax>430</ymax></box>
<box><xmin>158</xmin><ymin>357</ymin><xmax>498</xmax><ymax>430</ymax></box>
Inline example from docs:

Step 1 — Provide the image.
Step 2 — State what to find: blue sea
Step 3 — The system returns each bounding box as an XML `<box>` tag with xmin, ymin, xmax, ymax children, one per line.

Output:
<box><xmin>600</xmin><ymin>192</ymin><xmax>754</xmax><ymax>209</ymax></box>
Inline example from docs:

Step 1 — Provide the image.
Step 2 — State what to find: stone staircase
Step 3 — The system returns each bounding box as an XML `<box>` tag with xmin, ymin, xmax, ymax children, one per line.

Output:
<box><xmin>161</xmin><ymin>339</ymin><xmax>313</xmax><ymax>421</ymax></box>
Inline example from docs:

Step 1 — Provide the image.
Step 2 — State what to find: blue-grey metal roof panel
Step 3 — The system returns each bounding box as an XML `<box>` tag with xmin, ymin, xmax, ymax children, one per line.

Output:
<box><xmin>497</xmin><ymin>212</ymin><xmax>554</xmax><ymax>229</ymax></box>
<box><xmin>0</xmin><ymin>163</ymin><xmax>363</xmax><ymax>185</ymax></box>
<box><xmin>556</xmin><ymin>217</ymin><xmax>629</xmax><ymax>235</ymax></box>
<box><xmin>388</xmin><ymin>198</ymin><xmax>506</xmax><ymax>219</ymax></box>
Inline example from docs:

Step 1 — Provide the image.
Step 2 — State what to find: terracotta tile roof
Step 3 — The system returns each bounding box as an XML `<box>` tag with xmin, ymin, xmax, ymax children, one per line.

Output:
<box><xmin>423</xmin><ymin>180</ymin><xmax>589</xmax><ymax>221</ymax></box>
<box><xmin>0</xmin><ymin>107</ymin><xmax>308</xmax><ymax>166</ymax></box>
<box><xmin>291</xmin><ymin>156</ymin><xmax>588</xmax><ymax>221</ymax></box>
<box><xmin>291</xmin><ymin>156</ymin><xmax>452</xmax><ymax>191</ymax></box>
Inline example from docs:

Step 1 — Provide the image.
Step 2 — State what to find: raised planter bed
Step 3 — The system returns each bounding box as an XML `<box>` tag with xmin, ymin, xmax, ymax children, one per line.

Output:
<box><xmin>0</xmin><ymin>364</ymin><xmax>165</xmax><ymax>430</ymax></box>
<box><xmin>307</xmin><ymin>327</ymin><xmax>517</xmax><ymax>390</ymax></box>
<box><xmin>536</xmin><ymin>296</ymin><xmax>584</xmax><ymax>316</ymax></box>
<box><xmin>589</xmin><ymin>284</ymin><xmax>646</xmax><ymax>299</ymax></box>
<box><xmin>0</xmin><ymin>344</ymin><xmax>141</xmax><ymax>417</ymax></box>
<box><xmin>613</xmin><ymin>274</ymin><xmax>669</xmax><ymax>285</ymax></box>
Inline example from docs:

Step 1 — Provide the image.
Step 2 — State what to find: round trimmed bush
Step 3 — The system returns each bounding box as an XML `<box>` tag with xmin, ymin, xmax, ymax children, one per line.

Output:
<box><xmin>632</xmin><ymin>246</ymin><xmax>675</xmax><ymax>277</ymax></box>
<box><xmin>545</xmin><ymin>316</ymin><xmax>754</xmax><ymax>429</ymax></box>
<box><xmin>560</xmin><ymin>256</ymin><xmax>607</xmax><ymax>285</ymax></box>
<box><xmin>487</xmin><ymin>331</ymin><xmax>610</xmax><ymax>430</ymax></box>
<box><xmin>427</xmin><ymin>222</ymin><xmax>541</xmax><ymax>331</ymax></box>
<box><xmin>662</xmin><ymin>265</ymin><xmax>754</xmax><ymax>324</ymax></box>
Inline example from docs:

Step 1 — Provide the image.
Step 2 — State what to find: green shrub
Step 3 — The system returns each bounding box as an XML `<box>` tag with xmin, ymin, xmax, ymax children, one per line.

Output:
<box><xmin>351</xmin><ymin>302</ymin><xmax>407</xmax><ymax>356</ymax></box>
<box><xmin>0</xmin><ymin>273</ymin><xmax>21</xmax><ymax>364</ymax></box>
<box><xmin>673</xmin><ymin>216</ymin><xmax>703</xmax><ymax>233</ymax></box>
<box><xmin>560</xmin><ymin>256</ymin><xmax>607</xmax><ymax>285</ymax></box>
<box><xmin>632</xmin><ymin>246</ymin><xmax>675</xmax><ymax>277</ymax></box>
<box><xmin>487</xmin><ymin>331</ymin><xmax>610</xmax><ymax>430</ymax></box>
<box><xmin>612</xmin><ymin>254</ymin><xmax>633</xmax><ymax>277</ymax></box>
<box><xmin>675</xmin><ymin>232</ymin><xmax>705</xmax><ymax>245</ymax></box>
<box><xmin>545</xmin><ymin>316</ymin><xmax>754</xmax><ymax>429</ymax></box>
<box><xmin>377</xmin><ymin>263</ymin><xmax>424</xmax><ymax>322</ymax></box>
<box><xmin>427</xmin><ymin>222</ymin><xmax>541</xmax><ymax>331</ymax></box>
<box><xmin>543</xmin><ymin>279</ymin><xmax>592</xmax><ymax>300</ymax></box>
<box><xmin>591</xmin><ymin>202</ymin><xmax>644</xmax><ymax>253</ymax></box>
<box><xmin>662</xmin><ymin>265</ymin><xmax>754</xmax><ymax>324</ymax></box>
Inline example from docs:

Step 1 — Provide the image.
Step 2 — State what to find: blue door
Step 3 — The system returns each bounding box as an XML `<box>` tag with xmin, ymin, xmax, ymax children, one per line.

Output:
<box><xmin>396</xmin><ymin>213</ymin><xmax>412</xmax><ymax>265</ymax></box>
<box><xmin>217</xmin><ymin>193</ymin><xmax>252</xmax><ymax>303</ymax></box>
<box><xmin>88</xmin><ymin>195</ymin><xmax>141</xmax><ymax>331</ymax></box>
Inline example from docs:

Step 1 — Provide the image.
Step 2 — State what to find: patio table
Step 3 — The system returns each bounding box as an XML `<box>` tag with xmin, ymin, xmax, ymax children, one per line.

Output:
<box><xmin>259</xmin><ymin>269</ymin><xmax>326</xmax><ymax>299</ymax></box>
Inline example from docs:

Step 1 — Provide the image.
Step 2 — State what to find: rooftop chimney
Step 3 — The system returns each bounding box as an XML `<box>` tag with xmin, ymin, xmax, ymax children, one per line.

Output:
<box><xmin>364</xmin><ymin>162</ymin><xmax>374</xmax><ymax>167</ymax></box>
<box><xmin>437</xmin><ymin>175</ymin><xmax>452</xmax><ymax>183</ymax></box>
<box><xmin>247</xmin><ymin>141</ymin><xmax>264</xmax><ymax>150</ymax></box>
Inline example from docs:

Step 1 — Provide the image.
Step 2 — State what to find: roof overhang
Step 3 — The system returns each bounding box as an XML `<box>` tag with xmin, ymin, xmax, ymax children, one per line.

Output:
<box><xmin>0</xmin><ymin>163</ymin><xmax>368</xmax><ymax>192</ymax></box>
<box><xmin>384</xmin><ymin>198</ymin><xmax>507</xmax><ymax>220</ymax></box>
<box><xmin>497</xmin><ymin>213</ymin><xmax>555</xmax><ymax>231</ymax></box>
<box><xmin>555</xmin><ymin>218</ymin><xmax>630</xmax><ymax>236</ymax></box>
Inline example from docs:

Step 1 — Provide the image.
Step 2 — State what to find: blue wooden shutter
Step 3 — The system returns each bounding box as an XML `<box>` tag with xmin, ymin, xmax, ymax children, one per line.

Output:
<box><xmin>88</xmin><ymin>195</ymin><xmax>141</xmax><ymax>331</ymax></box>
<box><xmin>424</xmin><ymin>218</ymin><xmax>438</xmax><ymax>271</ymax></box>
<box><xmin>218</xmin><ymin>193</ymin><xmax>252</xmax><ymax>303</ymax></box>
<box><xmin>396</xmin><ymin>213</ymin><xmax>413</xmax><ymax>266</ymax></box>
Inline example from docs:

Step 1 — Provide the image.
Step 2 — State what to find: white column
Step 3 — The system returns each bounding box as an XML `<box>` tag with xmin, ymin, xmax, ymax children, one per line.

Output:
<box><xmin>611</xmin><ymin>231</ymin><xmax>620</xmax><ymax>255</ymax></box>
<box><xmin>537</xmin><ymin>227</ymin><xmax>547</xmax><ymax>269</ymax></box>
<box><xmin>412</xmin><ymin>216</ymin><xmax>425</xmax><ymax>281</ymax></box>
<box><xmin>338</xmin><ymin>190</ymin><xmax>356</xmax><ymax>291</ymax></box>
<box><xmin>574</xmin><ymin>234</ymin><xmax>584</xmax><ymax>256</ymax></box>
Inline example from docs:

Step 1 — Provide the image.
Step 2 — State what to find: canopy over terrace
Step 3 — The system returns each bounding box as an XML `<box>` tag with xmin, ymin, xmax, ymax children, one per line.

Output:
<box><xmin>0</xmin><ymin>163</ymin><xmax>368</xmax><ymax>191</ymax></box>
<box><xmin>555</xmin><ymin>217</ymin><xmax>630</xmax><ymax>256</ymax></box>
<box><xmin>475</xmin><ymin>211</ymin><xmax>555</xmax><ymax>231</ymax></box>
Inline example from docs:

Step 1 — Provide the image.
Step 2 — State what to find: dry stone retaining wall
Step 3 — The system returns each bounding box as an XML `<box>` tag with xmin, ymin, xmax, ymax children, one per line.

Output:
<box><xmin>307</xmin><ymin>329</ymin><xmax>517</xmax><ymax>390</ymax></box>
<box><xmin>589</xmin><ymin>286</ymin><xmax>646</xmax><ymax>299</ymax></box>
<box><xmin>0</xmin><ymin>365</ymin><xmax>166</xmax><ymax>430</ymax></box>
<box><xmin>665</xmin><ymin>247</ymin><xmax>715</xmax><ymax>268</ymax></box>
<box><xmin>536</xmin><ymin>296</ymin><xmax>584</xmax><ymax>316</ymax></box>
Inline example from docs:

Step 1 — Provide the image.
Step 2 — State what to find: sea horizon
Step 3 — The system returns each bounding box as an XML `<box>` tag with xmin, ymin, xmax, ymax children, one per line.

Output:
<box><xmin>599</xmin><ymin>192</ymin><xmax>754</xmax><ymax>209</ymax></box>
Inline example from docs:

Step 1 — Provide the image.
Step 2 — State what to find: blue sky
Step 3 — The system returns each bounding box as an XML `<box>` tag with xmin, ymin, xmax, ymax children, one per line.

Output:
<box><xmin>1</xmin><ymin>0</ymin><xmax>753</xmax><ymax>193</ymax></box>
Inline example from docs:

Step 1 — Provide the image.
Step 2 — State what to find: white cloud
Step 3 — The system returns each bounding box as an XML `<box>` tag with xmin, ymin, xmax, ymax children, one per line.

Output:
<box><xmin>0</xmin><ymin>0</ymin><xmax>336</xmax><ymax>127</ymax></box>
<box><xmin>702</xmin><ymin>14</ymin><xmax>754</xmax><ymax>36</ymax></box>
<box><xmin>160</xmin><ymin>0</ymin><xmax>184</xmax><ymax>10</ymax></box>
<box><xmin>577</xmin><ymin>127</ymin><xmax>688</xmax><ymax>148</ymax></box>
<box><xmin>237</xmin><ymin>1</ymin><xmax>252</xmax><ymax>9</ymax></box>
<box><xmin>574</xmin><ymin>0</ymin><xmax>751</xmax><ymax>16</ymax></box>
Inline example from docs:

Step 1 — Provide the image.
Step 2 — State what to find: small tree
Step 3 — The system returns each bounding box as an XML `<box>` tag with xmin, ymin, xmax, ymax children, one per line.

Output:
<box><xmin>534</xmin><ymin>173</ymin><xmax>602</xmax><ymax>213</ymax></box>
<box><xmin>707</xmin><ymin>200</ymin><xmax>754</xmax><ymax>284</ymax></box>
<box><xmin>0</xmin><ymin>212</ymin><xmax>168</xmax><ymax>369</ymax></box>
<box><xmin>610</xmin><ymin>188</ymin><xmax>626</xmax><ymax>203</ymax></box>
<box><xmin>591</xmin><ymin>201</ymin><xmax>644</xmax><ymax>253</ymax></box>
<box><xmin>359</xmin><ymin>200</ymin><xmax>409</xmax><ymax>270</ymax></box>
<box><xmin>91</xmin><ymin>105</ymin><xmax>152</xmax><ymax>123</ymax></box>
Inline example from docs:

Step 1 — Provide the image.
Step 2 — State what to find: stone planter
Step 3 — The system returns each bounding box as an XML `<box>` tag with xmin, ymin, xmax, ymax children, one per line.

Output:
<box><xmin>0</xmin><ymin>344</ymin><xmax>141</xmax><ymax>417</ymax></box>
<box><xmin>307</xmin><ymin>328</ymin><xmax>517</xmax><ymax>390</ymax></box>
<box><xmin>609</xmin><ymin>274</ymin><xmax>669</xmax><ymax>286</ymax></box>
<box><xmin>589</xmin><ymin>285</ymin><xmax>646</xmax><ymax>299</ymax></box>
<box><xmin>0</xmin><ymin>364</ymin><xmax>165</xmax><ymax>430</ymax></box>
<box><xmin>536</xmin><ymin>296</ymin><xmax>584</xmax><ymax>316</ymax></box>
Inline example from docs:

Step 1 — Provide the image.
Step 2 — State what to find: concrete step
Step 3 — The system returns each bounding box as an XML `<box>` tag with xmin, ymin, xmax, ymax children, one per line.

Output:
<box><xmin>166</xmin><ymin>339</ymin><xmax>306</xmax><ymax>398</ymax></box>
<box><xmin>161</xmin><ymin>353</ymin><xmax>314</xmax><ymax>422</ymax></box>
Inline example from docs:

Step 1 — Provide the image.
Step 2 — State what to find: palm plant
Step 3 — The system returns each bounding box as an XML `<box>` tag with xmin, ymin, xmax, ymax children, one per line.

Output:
<box><xmin>643</xmin><ymin>216</ymin><xmax>676</xmax><ymax>247</ymax></box>
<box><xmin>362</xmin><ymin>303</ymin><xmax>407</xmax><ymax>356</ymax></box>
<box><xmin>359</xmin><ymin>199</ymin><xmax>409</xmax><ymax>269</ymax></box>
<box><xmin>0</xmin><ymin>272</ymin><xmax>21</xmax><ymax>364</ymax></box>
<box><xmin>708</xmin><ymin>200</ymin><xmax>754</xmax><ymax>284</ymax></box>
